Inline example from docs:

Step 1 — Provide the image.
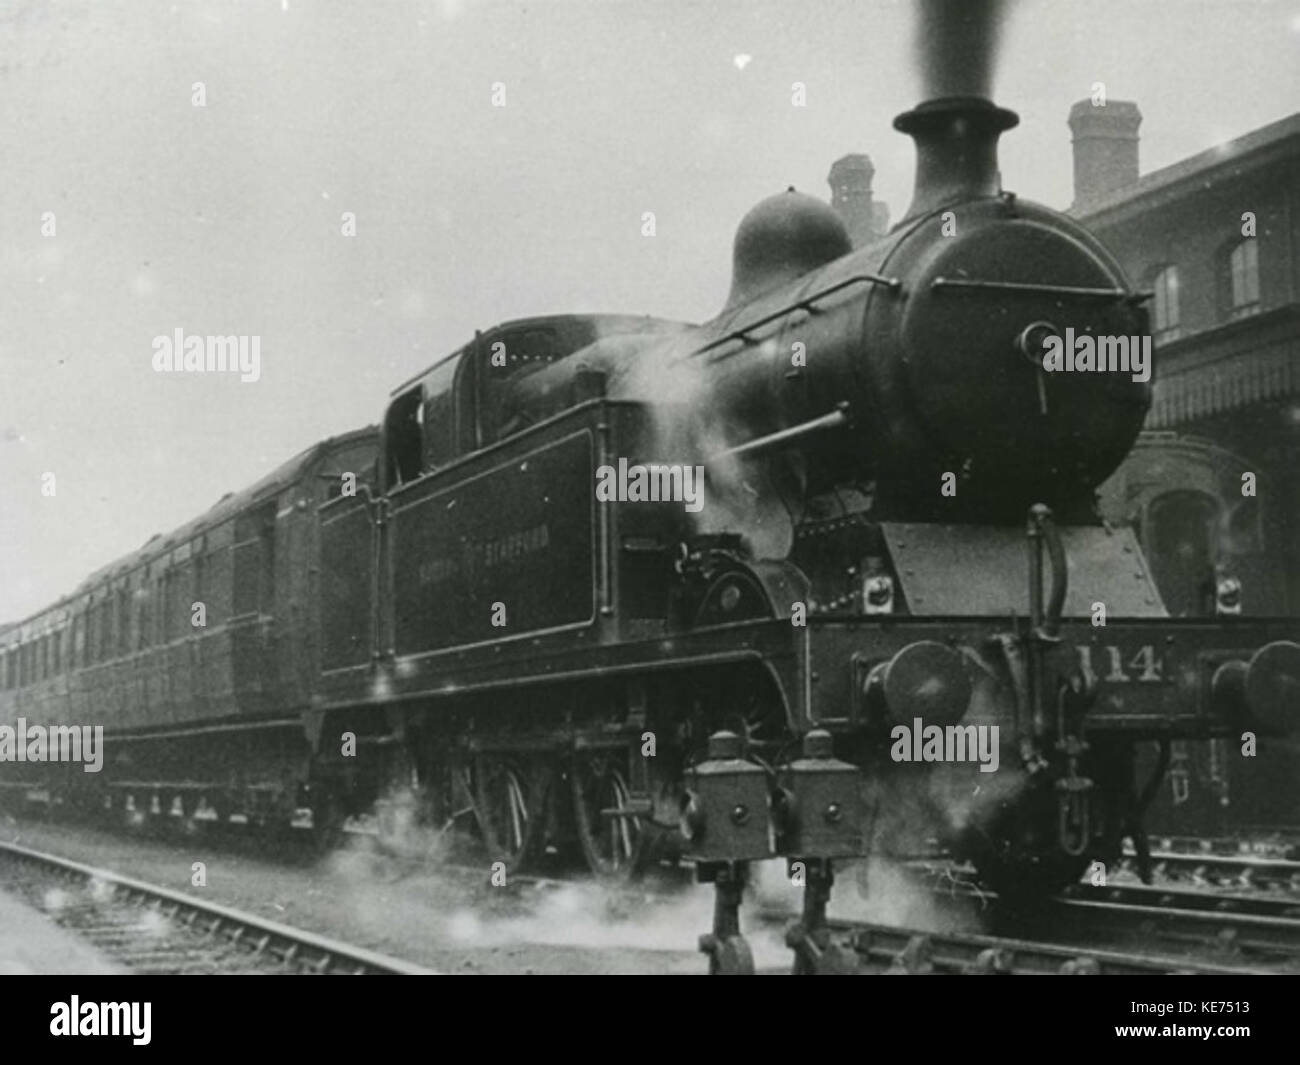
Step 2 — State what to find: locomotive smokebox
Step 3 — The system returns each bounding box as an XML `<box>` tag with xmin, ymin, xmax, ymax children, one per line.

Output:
<box><xmin>893</xmin><ymin>96</ymin><xmax>1019</xmax><ymax>224</ymax></box>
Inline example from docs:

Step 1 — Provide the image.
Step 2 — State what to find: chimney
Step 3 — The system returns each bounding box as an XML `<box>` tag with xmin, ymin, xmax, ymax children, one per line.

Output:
<box><xmin>827</xmin><ymin>154</ymin><xmax>890</xmax><ymax>246</ymax></box>
<box><xmin>1068</xmin><ymin>99</ymin><xmax>1141</xmax><ymax>209</ymax></box>
<box><xmin>892</xmin><ymin>96</ymin><xmax>1019</xmax><ymax>225</ymax></box>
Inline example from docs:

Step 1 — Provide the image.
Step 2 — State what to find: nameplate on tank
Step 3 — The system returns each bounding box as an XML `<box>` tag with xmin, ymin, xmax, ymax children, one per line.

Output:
<box><xmin>880</xmin><ymin>522</ymin><xmax>1167</xmax><ymax>618</ymax></box>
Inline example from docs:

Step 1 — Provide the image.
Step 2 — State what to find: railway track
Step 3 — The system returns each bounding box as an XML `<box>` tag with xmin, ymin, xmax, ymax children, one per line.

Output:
<box><xmin>8</xmin><ymin>810</ymin><xmax>1295</xmax><ymax>976</ymax></box>
<box><xmin>1043</xmin><ymin>882</ymin><xmax>1300</xmax><ymax>964</ymax></box>
<box><xmin>1057</xmin><ymin>880</ymin><xmax>1300</xmax><ymax>922</ymax></box>
<box><xmin>1121</xmin><ymin>849</ymin><xmax>1300</xmax><ymax>891</ymax></box>
<box><xmin>1150</xmin><ymin>835</ymin><xmax>1300</xmax><ymax>858</ymax></box>
<box><xmin>0</xmin><ymin>840</ymin><xmax>435</xmax><ymax>975</ymax></box>
<box><xmin>910</xmin><ymin>860</ymin><xmax>1300</xmax><ymax>969</ymax></box>
<box><xmin>497</xmin><ymin>856</ymin><xmax>1300</xmax><ymax>971</ymax></box>
<box><xmin>789</xmin><ymin>917</ymin><xmax>1265</xmax><ymax>975</ymax></box>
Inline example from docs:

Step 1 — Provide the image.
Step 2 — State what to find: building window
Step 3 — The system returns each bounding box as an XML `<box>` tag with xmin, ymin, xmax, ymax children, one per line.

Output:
<box><xmin>1150</xmin><ymin>264</ymin><xmax>1180</xmax><ymax>339</ymax></box>
<box><xmin>1227</xmin><ymin>239</ymin><xmax>1259</xmax><ymax>319</ymax></box>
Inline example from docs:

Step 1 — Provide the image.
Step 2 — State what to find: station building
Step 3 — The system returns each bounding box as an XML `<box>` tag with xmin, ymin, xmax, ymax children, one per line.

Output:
<box><xmin>1068</xmin><ymin>99</ymin><xmax>1300</xmax><ymax>616</ymax></box>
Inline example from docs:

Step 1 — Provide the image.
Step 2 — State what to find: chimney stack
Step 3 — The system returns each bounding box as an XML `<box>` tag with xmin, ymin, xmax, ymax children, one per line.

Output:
<box><xmin>892</xmin><ymin>96</ymin><xmax>1019</xmax><ymax>225</ymax></box>
<box><xmin>827</xmin><ymin>153</ymin><xmax>890</xmax><ymax>246</ymax></box>
<box><xmin>1068</xmin><ymin>99</ymin><xmax>1141</xmax><ymax>209</ymax></box>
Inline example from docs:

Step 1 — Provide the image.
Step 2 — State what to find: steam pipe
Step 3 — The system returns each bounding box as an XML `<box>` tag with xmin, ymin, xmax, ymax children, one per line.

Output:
<box><xmin>706</xmin><ymin>404</ymin><xmax>850</xmax><ymax>466</ymax></box>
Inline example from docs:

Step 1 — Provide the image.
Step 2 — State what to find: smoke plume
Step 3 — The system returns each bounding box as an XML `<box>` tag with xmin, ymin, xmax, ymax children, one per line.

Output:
<box><xmin>914</xmin><ymin>0</ymin><xmax>1008</xmax><ymax>100</ymax></box>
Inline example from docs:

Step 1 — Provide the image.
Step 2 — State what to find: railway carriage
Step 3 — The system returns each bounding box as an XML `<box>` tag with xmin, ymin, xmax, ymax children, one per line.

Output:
<box><xmin>0</xmin><ymin>429</ymin><xmax>379</xmax><ymax>822</ymax></box>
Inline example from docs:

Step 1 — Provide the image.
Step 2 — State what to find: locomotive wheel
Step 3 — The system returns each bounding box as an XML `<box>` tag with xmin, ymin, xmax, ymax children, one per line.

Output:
<box><xmin>571</xmin><ymin>751</ymin><xmax>645</xmax><ymax>879</ymax></box>
<box><xmin>473</xmin><ymin>755</ymin><xmax>550</xmax><ymax>871</ymax></box>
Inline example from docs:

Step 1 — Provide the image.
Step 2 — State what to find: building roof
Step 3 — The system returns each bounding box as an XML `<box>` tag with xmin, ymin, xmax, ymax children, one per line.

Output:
<box><xmin>1074</xmin><ymin>111</ymin><xmax>1300</xmax><ymax>222</ymax></box>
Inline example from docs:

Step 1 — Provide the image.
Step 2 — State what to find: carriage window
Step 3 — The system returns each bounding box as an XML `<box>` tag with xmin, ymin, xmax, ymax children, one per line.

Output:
<box><xmin>231</xmin><ymin>505</ymin><xmax>275</xmax><ymax>617</ymax></box>
<box><xmin>117</xmin><ymin>585</ymin><xmax>131</xmax><ymax>656</ymax></box>
<box><xmin>193</xmin><ymin>551</ymin><xmax>205</xmax><ymax>630</ymax></box>
<box><xmin>137</xmin><ymin>582</ymin><xmax>149</xmax><ymax>651</ymax></box>
<box><xmin>172</xmin><ymin>565</ymin><xmax>189</xmax><ymax>638</ymax></box>
<box><xmin>172</xmin><ymin>562</ymin><xmax>192</xmax><ymax>637</ymax></box>
<box><xmin>260</xmin><ymin>525</ymin><xmax>275</xmax><ymax>613</ymax></box>
<box><xmin>99</xmin><ymin>598</ymin><xmax>112</xmax><ymax>660</ymax></box>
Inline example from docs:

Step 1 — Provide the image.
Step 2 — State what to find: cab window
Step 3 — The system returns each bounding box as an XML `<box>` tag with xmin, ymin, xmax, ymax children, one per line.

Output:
<box><xmin>384</xmin><ymin>388</ymin><xmax>425</xmax><ymax>489</ymax></box>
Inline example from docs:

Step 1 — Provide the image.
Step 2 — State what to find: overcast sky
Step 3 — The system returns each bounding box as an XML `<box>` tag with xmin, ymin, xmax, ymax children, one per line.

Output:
<box><xmin>3</xmin><ymin>0</ymin><xmax>1298</xmax><ymax>621</ymax></box>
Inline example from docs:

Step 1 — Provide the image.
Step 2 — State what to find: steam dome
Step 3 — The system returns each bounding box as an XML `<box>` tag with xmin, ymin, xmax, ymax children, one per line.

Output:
<box><xmin>723</xmin><ymin>188</ymin><xmax>852</xmax><ymax>312</ymax></box>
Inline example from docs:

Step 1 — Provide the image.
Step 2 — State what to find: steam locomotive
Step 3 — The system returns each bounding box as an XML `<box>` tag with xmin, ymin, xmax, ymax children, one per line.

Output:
<box><xmin>4</xmin><ymin>93</ymin><xmax>1299</xmax><ymax>972</ymax></box>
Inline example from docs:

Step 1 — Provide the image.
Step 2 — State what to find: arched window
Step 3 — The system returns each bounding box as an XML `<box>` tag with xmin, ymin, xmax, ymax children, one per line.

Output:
<box><xmin>1227</xmin><ymin>240</ymin><xmax>1259</xmax><ymax>319</ymax></box>
<box><xmin>1147</xmin><ymin>489</ymin><xmax>1220</xmax><ymax>616</ymax></box>
<box><xmin>1149</xmin><ymin>264</ymin><xmax>1180</xmax><ymax>339</ymax></box>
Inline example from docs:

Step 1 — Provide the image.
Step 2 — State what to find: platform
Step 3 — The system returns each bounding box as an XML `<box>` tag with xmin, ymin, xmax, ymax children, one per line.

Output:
<box><xmin>0</xmin><ymin>886</ymin><xmax>124</xmax><ymax>975</ymax></box>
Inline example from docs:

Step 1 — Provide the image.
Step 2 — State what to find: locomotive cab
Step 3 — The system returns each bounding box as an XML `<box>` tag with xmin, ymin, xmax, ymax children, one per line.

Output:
<box><xmin>379</xmin><ymin>314</ymin><xmax>691</xmax><ymax>493</ymax></box>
